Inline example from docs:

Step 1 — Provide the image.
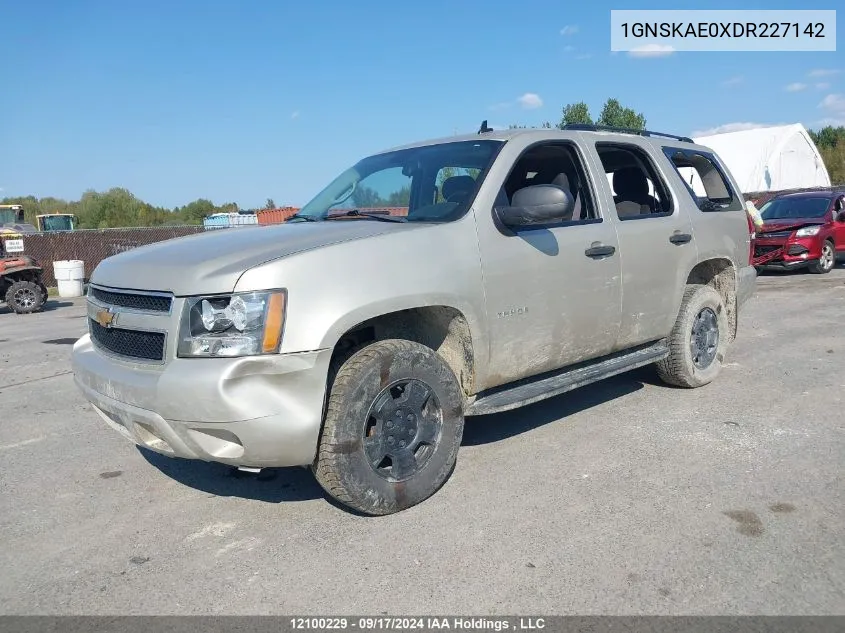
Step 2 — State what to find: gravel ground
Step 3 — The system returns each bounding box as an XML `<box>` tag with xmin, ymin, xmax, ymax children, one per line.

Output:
<box><xmin>1</xmin><ymin>269</ymin><xmax>843</xmax><ymax>615</ymax></box>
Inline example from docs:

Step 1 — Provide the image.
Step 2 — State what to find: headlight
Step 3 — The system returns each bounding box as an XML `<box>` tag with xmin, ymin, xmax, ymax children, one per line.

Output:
<box><xmin>795</xmin><ymin>226</ymin><xmax>821</xmax><ymax>237</ymax></box>
<box><xmin>177</xmin><ymin>290</ymin><xmax>286</xmax><ymax>358</ymax></box>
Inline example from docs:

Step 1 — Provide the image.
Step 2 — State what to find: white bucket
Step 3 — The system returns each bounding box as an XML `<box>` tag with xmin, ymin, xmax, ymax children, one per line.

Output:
<box><xmin>53</xmin><ymin>260</ymin><xmax>85</xmax><ymax>297</ymax></box>
<box><xmin>57</xmin><ymin>279</ymin><xmax>85</xmax><ymax>298</ymax></box>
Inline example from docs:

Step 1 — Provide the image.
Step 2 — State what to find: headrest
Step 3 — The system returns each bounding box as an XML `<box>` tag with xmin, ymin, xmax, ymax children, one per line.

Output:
<box><xmin>613</xmin><ymin>167</ymin><xmax>649</xmax><ymax>198</ymax></box>
<box><xmin>551</xmin><ymin>173</ymin><xmax>572</xmax><ymax>193</ymax></box>
<box><xmin>442</xmin><ymin>175</ymin><xmax>476</xmax><ymax>200</ymax></box>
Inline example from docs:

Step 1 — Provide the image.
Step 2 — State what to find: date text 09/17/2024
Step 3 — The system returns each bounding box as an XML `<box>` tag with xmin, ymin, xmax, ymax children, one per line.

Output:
<box><xmin>289</xmin><ymin>617</ymin><xmax>547</xmax><ymax>630</ymax></box>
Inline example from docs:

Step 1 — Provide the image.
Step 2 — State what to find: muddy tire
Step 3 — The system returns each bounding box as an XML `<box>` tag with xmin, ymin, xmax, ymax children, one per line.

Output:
<box><xmin>5</xmin><ymin>280</ymin><xmax>45</xmax><ymax>314</ymax></box>
<box><xmin>809</xmin><ymin>240</ymin><xmax>835</xmax><ymax>274</ymax></box>
<box><xmin>656</xmin><ymin>284</ymin><xmax>729</xmax><ymax>389</ymax></box>
<box><xmin>312</xmin><ymin>339</ymin><xmax>464</xmax><ymax>515</ymax></box>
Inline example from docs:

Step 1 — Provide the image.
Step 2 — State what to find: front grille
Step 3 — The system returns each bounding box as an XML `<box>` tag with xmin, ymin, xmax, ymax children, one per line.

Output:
<box><xmin>89</xmin><ymin>287</ymin><xmax>172</xmax><ymax>313</ymax></box>
<box><xmin>755</xmin><ymin>245</ymin><xmax>782</xmax><ymax>256</ymax></box>
<box><xmin>89</xmin><ymin>319</ymin><xmax>166</xmax><ymax>361</ymax></box>
<box><xmin>758</xmin><ymin>230</ymin><xmax>793</xmax><ymax>239</ymax></box>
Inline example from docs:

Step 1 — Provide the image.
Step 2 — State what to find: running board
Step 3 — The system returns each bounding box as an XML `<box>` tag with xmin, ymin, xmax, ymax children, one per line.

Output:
<box><xmin>466</xmin><ymin>339</ymin><xmax>669</xmax><ymax>416</ymax></box>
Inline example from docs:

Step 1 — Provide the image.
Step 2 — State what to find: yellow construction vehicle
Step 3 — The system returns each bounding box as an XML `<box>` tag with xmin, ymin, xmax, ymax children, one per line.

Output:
<box><xmin>0</xmin><ymin>204</ymin><xmax>24</xmax><ymax>226</ymax></box>
<box><xmin>36</xmin><ymin>212</ymin><xmax>76</xmax><ymax>232</ymax></box>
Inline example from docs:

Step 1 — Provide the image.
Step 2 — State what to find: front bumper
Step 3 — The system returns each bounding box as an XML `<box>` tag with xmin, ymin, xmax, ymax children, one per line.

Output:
<box><xmin>759</xmin><ymin>258</ymin><xmax>815</xmax><ymax>270</ymax></box>
<box><xmin>754</xmin><ymin>235</ymin><xmax>823</xmax><ymax>269</ymax></box>
<box><xmin>72</xmin><ymin>334</ymin><xmax>333</xmax><ymax>467</ymax></box>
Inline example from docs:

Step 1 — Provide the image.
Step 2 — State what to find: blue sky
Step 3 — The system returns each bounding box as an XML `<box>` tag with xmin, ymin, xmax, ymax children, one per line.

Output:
<box><xmin>1</xmin><ymin>0</ymin><xmax>842</xmax><ymax>209</ymax></box>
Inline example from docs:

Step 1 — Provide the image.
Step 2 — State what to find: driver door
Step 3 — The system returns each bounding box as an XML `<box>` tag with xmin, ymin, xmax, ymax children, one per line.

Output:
<box><xmin>473</xmin><ymin>139</ymin><xmax>623</xmax><ymax>390</ymax></box>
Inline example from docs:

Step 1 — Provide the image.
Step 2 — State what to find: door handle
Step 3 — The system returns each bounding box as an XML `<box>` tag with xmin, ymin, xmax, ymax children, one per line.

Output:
<box><xmin>669</xmin><ymin>232</ymin><xmax>692</xmax><ymax>245</ymax></box>
<box><xmin>584</xmin><ymin>243</ymin><xmax>616</xmax><ymax>258</ymax></box>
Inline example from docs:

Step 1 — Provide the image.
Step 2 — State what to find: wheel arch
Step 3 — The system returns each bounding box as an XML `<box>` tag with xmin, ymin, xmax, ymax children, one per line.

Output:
<box><xmin>685</xmin><ymin>258</ymin><xmax>738</xmax><ymax>340</ymax></box>
<box><xmin>323</xmin><ymin>301</ymin><xmax>479</xmax><ymax>398</ymax></box>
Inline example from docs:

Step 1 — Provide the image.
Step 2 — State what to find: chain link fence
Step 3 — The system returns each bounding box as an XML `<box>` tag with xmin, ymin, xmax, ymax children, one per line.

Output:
<box><xmin>18</xmin><ymin>226</ymin><xmax>206</xmax><ymax>286</ymax></box>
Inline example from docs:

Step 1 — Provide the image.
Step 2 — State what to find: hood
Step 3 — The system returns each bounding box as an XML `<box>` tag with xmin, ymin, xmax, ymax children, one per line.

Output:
<box><xmin>760</xmin><ymin>218</ymin><xmax>825</xmax><ymax>233</ymax></box>
<box><xmin>91</xmin><ymin>220</ymin><xmax>420</xmax><ymax>295</ymax></box>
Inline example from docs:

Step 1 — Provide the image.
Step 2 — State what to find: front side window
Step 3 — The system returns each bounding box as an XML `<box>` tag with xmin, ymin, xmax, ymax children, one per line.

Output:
<box><xmin>296</xmin><ymin>140</ymin><xmax>503</xmax><ymax>223</ymax></box>
<box><xmin>497</xmin><ymin>142</ymin><xmax>598</xmax><ymax>224</ymax></box>
<box><xmin>595</xmin><ymin>143</ymin><xmax>672</xmax><ymax>220</ymax></box>
<box><xmin>759</xmin><ymin>196</ymin><xmax>832</xmax><ymax>220</ymax></box>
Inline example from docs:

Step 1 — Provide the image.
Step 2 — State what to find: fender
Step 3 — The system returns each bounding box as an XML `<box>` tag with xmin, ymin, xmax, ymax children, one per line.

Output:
<box><xmin>317</xmin><ymin>292</ymin><xmax>484</xmax><ymax>353</ymax></box>
<box><xmin>0</xmin><ymin>263</ymin><xmax>43</xmax><ymax>275</ymax></box>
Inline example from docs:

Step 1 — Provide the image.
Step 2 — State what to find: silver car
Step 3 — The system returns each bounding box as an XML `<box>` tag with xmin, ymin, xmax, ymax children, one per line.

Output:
<box><xmin>72</xmin><ymin>124</ymin><xmax>756</xmax><ymax>515</ymax></box>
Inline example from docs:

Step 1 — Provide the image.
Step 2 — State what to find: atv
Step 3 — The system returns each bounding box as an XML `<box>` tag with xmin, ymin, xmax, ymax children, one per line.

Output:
<box><xmin>0</xmin><ymin>232</ymin><xmax>48</xmax><ymax>314</ymax></box>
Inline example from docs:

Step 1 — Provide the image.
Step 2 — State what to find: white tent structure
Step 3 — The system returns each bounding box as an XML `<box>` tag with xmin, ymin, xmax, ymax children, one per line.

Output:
<box><xmin>688</xmin><ymin>123</ymin><xmax>831</xmax><ymax>194</ymax></box>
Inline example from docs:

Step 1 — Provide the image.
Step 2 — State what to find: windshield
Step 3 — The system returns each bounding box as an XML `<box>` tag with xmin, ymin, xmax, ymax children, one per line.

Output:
<box><xmin>0</xmin><ymin>208</ymin><xmax>24</xmax><ymax>224</ymax></box>
<box><xmin>759</xmin><ymin>196</ymin><xmax>831</xmax><ymax>220</ymax></box>
<box><xmin>41</xmin><ymin>215</ymin><xmax>73</xmax><ymax>231</ymax></box>
<box><xmin>296</xmin><ymin>140</ymin><xmax>503</xmax><ymax>222</ymax></box>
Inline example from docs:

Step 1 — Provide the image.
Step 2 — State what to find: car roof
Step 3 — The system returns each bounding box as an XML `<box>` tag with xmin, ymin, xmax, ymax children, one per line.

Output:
<box><xmin>372</xmin><ymin>126</ymin><xmax>705</xmax><ymax>156</ymax></box>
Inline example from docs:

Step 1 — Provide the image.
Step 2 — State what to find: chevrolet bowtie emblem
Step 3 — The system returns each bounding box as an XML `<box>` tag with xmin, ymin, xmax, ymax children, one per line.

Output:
<box><xmin>95</xmin><ymin>308</ymin><xmax>116</xmax><ymax>328</ymax></box>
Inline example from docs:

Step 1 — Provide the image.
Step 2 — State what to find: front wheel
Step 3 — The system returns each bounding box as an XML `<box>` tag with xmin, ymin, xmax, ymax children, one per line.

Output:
<box><xmin>656</xmin><ymin>284</ymin><xmax>729</xmax><ymax>388</ymax></box>
<box><xmin>5</xmin><ymin>280</ymin><xmax>45</xmax><ymax>314</ymax></box>
<box><xmin>809</xmin><ymin>240</ymin><xmax>835</xmax><ymax>274</ymax></box>
<box><xmin>312</xmin><ymin>339</ymin><xmax>465</xmax><ymax>515</ymax></box>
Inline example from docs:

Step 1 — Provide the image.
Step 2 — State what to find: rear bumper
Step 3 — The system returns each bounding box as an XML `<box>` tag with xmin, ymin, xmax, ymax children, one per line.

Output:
<box><xmin>72</xmin><ymin>334</ymin><xmax>333</xmax><ymax>467</ymax></box>
<box><xmin>737</xmin><ymin>265</ymin><xmax>756</xmax><ymax>309</ymax></box>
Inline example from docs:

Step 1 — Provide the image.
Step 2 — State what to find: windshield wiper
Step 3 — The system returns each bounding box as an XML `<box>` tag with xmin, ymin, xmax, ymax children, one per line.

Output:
<box><xmin>325</xmin><ymin>209</ymin><xmax>408</xmax><ymax>223</ymax></box>
<box><xmin>286</xmin><ymin>213</ymin><xmax>321</xmax><ymax>222</ymax></box>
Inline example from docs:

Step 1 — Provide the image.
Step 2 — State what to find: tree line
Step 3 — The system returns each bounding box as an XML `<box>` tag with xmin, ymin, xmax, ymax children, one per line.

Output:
<box><xmin>4</xmin><ymin>99</ymin><xmax>843</xmax><ymax>230</ymax></box>
<box><xmin>808</xmin><ymin>126</ymin><xmax>845</xmax><ymax>185</ymax></box>
<box><xmin>510</xmin><ymin>97</ymin><xmax>647</xmax><ymax>130</ymax></box>
<box><xmin>0</xmin><ymin>188</ymin><xmax>251</xmax><ymax>230</ymax></box>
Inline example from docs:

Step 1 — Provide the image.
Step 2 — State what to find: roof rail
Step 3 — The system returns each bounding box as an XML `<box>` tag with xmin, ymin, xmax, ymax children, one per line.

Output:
<box><xmin>562</xmin><ymin>123</ymin><xmax>694</xmax><ymax>144</ymax></box>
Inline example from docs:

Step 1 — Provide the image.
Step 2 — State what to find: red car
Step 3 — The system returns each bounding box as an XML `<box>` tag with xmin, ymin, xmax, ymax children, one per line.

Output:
<box><xmin>754</xmin><ymin>189</ymin><xmax>845</xmax><ymax>274</ymax></box>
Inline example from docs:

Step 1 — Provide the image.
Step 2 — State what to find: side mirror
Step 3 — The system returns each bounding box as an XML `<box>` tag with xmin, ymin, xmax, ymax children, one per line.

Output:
<box><xmin>835</xmin><ymin>196</ymin><xmax>845</xmax><ymax>213</ymax></box>
<box><xmin>495</xmin><ymin>184</ymin><xmax>574</xmax><ymax>227</ymax></box>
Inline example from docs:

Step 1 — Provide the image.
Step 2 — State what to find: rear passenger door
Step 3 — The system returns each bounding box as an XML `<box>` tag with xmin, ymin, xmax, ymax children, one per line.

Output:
<box><xmin>584</xmin><ymin>139</ymin><xmax>699</xmax><ymax>349</ymax></box>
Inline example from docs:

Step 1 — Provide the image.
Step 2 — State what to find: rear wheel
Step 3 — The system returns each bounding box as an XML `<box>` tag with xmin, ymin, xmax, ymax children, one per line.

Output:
<box><xmin>809</xmin><ymin>240</ymin><xmax>835</xmax><ymax>274</ymax></box>
<box><xmin>312</xmin><ymin>339</ymin><xmax>464</xmax><ymax>515</ymax></box>
<box><xmin>5</xmin><ymin>280</ymin><xmax>45</xmax><ymax>314</ymax></box>
<box><xmin>656</xmin><ymin>284</ymin><xmax>729</xmax><ymax>388</ymax></box>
